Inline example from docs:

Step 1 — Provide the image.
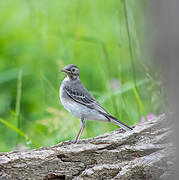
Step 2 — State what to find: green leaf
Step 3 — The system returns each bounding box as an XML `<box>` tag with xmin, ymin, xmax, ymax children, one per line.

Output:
<box><xmin>0</xmin><ymin>118</ymin><xmax>39</xmax><ymax>148</ymax></box>
<box><xmin>133</xmin><ymin>87</ymin><xmax>147</xmax><ymax>121</ymax></box>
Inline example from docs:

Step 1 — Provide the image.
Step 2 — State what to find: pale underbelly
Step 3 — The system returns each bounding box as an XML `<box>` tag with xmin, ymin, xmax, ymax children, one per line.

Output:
<box><xmin>61</xmin><ymin>98</ymin><xmax>106</xmax><ymax>121</ymax></box>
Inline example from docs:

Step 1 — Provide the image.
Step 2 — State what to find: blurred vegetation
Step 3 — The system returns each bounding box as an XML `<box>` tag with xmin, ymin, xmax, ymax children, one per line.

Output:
<box><xmin>0</xmin><ymin>0</ymin><xmax>165</xmax><ymax>152</ymax></box>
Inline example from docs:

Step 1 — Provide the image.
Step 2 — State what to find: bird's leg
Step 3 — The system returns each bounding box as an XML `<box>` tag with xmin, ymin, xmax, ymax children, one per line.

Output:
<box><xmin>75</xmin><ymin>118</ymin><xmax>85</xmax><ymax>143</ymax></box>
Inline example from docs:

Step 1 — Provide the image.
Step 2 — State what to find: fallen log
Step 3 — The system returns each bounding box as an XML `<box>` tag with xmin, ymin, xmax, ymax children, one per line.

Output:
<box><xmin>0</xmin><ymin>114</ymin><xmax>175</xmax><ymax>180</ymax></box>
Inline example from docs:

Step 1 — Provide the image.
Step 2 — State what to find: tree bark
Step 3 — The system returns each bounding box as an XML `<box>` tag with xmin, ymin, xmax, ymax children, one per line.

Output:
<box><xmin>0</xmin><ymin>114</ymin><xmax>175</xmax><ymax>180</ymax></box>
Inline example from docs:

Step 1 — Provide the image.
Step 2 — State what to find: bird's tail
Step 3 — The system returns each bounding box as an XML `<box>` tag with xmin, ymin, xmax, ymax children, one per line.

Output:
<box><xmin>103</xmin><ymin>114</ymin><xmax>132</xmax><ymax>131</ymax></box>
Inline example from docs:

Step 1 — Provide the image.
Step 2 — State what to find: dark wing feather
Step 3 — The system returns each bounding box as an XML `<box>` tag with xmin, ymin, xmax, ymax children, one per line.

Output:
<box><xmin>64</xmin><ymin>86</ymin><xmax>108</xmax><ymax>114</ymax></box>
<box><xmin>64</xmin><ymin>83</ymin><xmax>132</xmax><ymax>130</ymax></box>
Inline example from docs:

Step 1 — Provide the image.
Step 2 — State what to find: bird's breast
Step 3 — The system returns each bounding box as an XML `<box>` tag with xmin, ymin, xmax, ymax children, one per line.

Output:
<box><xmin>59</xmin><ymin>84</ymin><xmax>81</xmax><ymax>118</ymax></box>
<box><xmin>59</xmin><ymin>83</ymin><xmax>106</xmax><ymax>121</ymax></box>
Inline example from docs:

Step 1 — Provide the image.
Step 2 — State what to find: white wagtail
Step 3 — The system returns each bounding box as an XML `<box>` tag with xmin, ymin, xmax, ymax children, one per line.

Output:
<box><xmin>59</xmin><ymin>64</ymin><xmax>132</xmax><ymax>143</ymax></box>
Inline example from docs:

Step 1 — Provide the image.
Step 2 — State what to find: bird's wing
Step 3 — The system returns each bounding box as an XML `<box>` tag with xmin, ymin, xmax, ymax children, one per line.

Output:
<box><xmin>64</xmin><ymin>85</ymin><xmax>108</xmax><ymax>114</ymax></box>
<box><xmin>63</xmin><ymin>83</ymin><xmax>132</xmax><ymax>131</ymax></box>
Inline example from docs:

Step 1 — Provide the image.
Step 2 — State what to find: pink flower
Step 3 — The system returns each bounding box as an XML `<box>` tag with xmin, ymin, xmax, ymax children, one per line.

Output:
<box><xmin>141</xmin><ymin>114</ymin><xmax>156</xmax><ymax>124</ymax></box>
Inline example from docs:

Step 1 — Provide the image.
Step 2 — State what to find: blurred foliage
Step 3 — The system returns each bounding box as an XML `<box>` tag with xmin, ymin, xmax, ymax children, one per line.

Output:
<box><xmin>0</xmin><ymin>0</ymin><xmax>165</xmax><ymax>152</ymax></box>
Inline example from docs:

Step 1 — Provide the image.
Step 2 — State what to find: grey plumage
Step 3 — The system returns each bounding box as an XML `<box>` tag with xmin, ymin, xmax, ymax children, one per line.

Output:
<box><xmin>59</xmin><ymin>64</ymin><xmax>132</xmax><ymax>142</ymax></box>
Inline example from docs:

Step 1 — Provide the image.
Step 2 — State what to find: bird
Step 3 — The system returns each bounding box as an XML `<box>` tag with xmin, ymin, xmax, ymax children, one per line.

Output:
<box><xmin>59</xmin><ymin>64</ymin><xmax>132</xmax><ymax>143</ymax></box>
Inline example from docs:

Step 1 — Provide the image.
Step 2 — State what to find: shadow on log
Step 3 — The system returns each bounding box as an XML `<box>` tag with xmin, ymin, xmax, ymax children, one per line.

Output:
<box><xmin>0</xmin><ymin>114</ymin><xmax>175</xmax><ymax>180</ymax></box>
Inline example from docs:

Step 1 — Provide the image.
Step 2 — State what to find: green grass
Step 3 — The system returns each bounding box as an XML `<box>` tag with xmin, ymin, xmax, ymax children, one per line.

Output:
<box><xmin>0</xmin><ymin>118</ymin><xmax>39</xmax><ymax>148</ymax></box>
<box><xmin>0</xmin><ymin>0</ymin><xmax>164</xmax><ymax>152</ymax></box>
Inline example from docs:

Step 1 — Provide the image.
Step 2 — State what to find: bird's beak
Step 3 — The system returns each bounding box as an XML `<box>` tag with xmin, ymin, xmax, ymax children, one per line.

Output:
<box><xmin>61</xmin><ymin>69</ymin><xmax>70</xmax><ymax>74</ymax></box>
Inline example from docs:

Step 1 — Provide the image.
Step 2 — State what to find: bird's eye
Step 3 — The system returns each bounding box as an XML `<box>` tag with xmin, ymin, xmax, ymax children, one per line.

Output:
<box><xmin>71</xmin><ymin>68</ymin><xmax>76</xmax><ymax>72</ymax></box>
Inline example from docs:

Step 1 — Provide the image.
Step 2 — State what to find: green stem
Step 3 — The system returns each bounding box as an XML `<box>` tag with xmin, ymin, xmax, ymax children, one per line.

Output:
<box><xmin>15</xmin><ymin>68</ymin><xmax>22</xmax><ymax>142</ymax></box>
<box><xmin>123</xmin><ymin>0</ymin><xmax>137</xmax><ymax>86</ymax></box>
<box><xmin>123</xmin><ymin>0</ymin><xmax>147</xmax><ymax>121</ymax></box>
<box><xmin>101</xmin><ymin>43</ymin><xmax>118</xmax><ymax>116</ymax></box>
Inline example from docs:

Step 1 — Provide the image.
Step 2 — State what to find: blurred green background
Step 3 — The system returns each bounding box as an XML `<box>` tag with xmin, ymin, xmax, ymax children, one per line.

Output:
<box><xmin>0</xmin><ymin>0</ymin><xmax>164</xmax><ymax>152</ymax></box>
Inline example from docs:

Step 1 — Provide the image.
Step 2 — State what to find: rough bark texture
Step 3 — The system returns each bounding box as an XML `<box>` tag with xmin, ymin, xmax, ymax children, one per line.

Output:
<box><xmin>0</xmin><ymin>114</ymin><xmax>175</xmax><ymax>180</ymax></box>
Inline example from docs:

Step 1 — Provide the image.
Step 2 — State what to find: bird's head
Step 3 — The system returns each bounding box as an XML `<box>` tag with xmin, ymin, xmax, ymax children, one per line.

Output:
<box><xmin>61</xmin><ymin>64</ymin><xmax>80</xmax><ymax>80</ymax></box>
